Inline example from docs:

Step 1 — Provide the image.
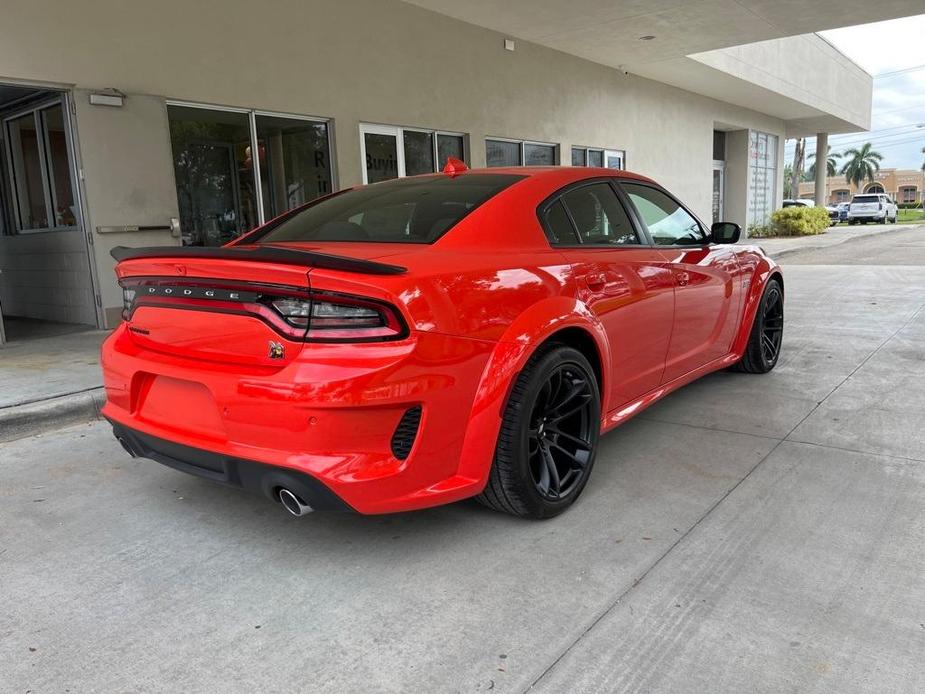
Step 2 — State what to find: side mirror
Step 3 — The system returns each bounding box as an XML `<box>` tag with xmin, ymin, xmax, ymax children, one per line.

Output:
<box><xmin>711</xmin><ymin>221</ymin><xmax>741</xmax><ymax>244</ymax></box>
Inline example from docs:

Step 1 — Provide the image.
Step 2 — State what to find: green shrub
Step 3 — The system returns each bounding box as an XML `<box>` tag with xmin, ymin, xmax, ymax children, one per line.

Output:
<box><xmin>746</xmin><ymin>223</ymin><xmax>773</xmax><ymax>238</ymax></box>
<box><xmin>769</xmin><ymin>206</ymin><xmax>831</xmax><ymax>236</ymax></box>
<box><xmin>898</xmin><ymin>202</ymin><xmax>924</xmax><ymax>210</ymax></box>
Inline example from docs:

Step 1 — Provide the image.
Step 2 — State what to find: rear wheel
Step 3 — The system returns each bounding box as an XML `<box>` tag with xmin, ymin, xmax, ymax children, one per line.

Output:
<box><xmin>476</xmin><ymin>345</ymin><xmax>601</xmax><ymax>519</ymax></box>
<box><xmin>733</xmin><ymin>278</ymin><xmax>783</xmax><ymax>374</ymax></box>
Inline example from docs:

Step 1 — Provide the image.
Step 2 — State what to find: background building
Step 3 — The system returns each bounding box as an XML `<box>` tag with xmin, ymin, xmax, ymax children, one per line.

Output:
<box><xmin>798</xmin><ymin>169</ymin><xmax>925</xmax><ymax>203</ymax></box>
<box><xmin>0</xmin><ymin>0</ymin><xmax>920</xmax><ymax>342</ymax></box>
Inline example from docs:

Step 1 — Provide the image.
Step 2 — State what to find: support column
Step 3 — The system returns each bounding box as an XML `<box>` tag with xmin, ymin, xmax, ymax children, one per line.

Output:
<box><xmin>814</xmin><ymin>132</ymin><xmax>828</xmax><ymax>207</ymax></box>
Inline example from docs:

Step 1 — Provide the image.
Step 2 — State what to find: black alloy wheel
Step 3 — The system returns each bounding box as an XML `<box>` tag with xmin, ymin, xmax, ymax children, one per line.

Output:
<box><xmin>476</xmin><ymin>345</ymin><xmax>601</xmax><ymax>518</ymax></box>
<box><xmin>526</xmin><ymin>364</ymin><xmax>596</xmax><ymax>501</ymax></box>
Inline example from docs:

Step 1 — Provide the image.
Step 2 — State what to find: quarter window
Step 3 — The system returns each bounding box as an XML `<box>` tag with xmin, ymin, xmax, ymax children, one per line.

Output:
<box><xmin>552</xmin><ymin>182</ymin><xmax>639</xmax><ymax>246</ymax></box>
<box><xmin>543</xmin><ymin>200</ymin><xmax>579</xmax><ymax>245</ymax></box>
<box><xmin>621</xmin><ymin>183</ymin><xmax>706</xmax><ymax>246</ymax></box>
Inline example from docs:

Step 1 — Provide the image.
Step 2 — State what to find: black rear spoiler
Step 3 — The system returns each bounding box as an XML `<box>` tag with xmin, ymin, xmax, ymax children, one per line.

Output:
<box><xmin>109</xmin><ymin>244</ymin><xmax>406</xmax><ymax>275</ymax></box>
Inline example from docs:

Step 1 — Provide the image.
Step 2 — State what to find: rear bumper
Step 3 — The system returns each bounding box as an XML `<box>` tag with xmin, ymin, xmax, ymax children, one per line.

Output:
<box><xmin>101</xmin><ymin>323</ymin><xmax>500</xmax><ymax>514</ymax></box>
<box><xmin>848</xmin><ymin>210</ymin><xmax>885</xmax><ymax>219</ymax></box>
<box><xmin>110</xmin><ymin>420</ymin><xmax>353</xmax><ymax>511</ymax></box>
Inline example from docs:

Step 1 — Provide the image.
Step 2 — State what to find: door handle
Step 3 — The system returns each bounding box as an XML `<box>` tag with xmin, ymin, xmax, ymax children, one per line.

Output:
<box><xmin>676</xmin><ymin>271</ymin><xmax>690</xmax><ymax>287</ymax></box>
<box><xmin>585</xmin><ymin>272</ymin><xmax>607</xmax><ymax>290</ymax></box>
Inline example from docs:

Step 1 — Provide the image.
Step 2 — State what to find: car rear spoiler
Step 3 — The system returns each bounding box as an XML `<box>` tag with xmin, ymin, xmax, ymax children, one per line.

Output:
<box><xmin>109</xmin><ymin>244</ymin><xmax>407</xmax><ymax>275</ymax></box>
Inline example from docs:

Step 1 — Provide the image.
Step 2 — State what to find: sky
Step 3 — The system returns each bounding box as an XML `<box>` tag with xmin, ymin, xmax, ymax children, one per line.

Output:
<box><xmin>783</xmin><ymin>13</ymin><xmax>925</xmax><ymax>171</ymax></box>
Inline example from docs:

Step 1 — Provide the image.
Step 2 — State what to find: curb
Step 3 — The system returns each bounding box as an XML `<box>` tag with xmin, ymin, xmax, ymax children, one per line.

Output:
<box><xmin>0</xmin><ymin>388</ymin><xmax>105</xmax><ymax>443</ymax></box>
<box><xmin>763</xmin><ymin>224</ymin><xmax>918</xmax><ymax>259</ymax></box>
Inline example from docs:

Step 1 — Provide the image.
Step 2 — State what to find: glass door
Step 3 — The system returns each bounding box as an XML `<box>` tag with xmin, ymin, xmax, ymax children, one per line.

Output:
<box><xmin>712</xmin><ymin>160</ymin><xmax>725</xmax><ymax>223</ymax></box>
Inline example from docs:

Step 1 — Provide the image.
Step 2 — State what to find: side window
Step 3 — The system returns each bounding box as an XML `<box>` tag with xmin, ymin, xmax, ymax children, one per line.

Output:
<box><xmin>543</xmin><ymin>200</ymin><xmax>580</xmax><ymax>245</ymax></box>
<box><xmin>621</xmin><ymin>183</ymin><xmax>707</xmax><ymax>246</ymax></box>
<box><xmin>559</xmin><ymin>183</ymin><xmax>639</xmax><ymax>246</ymax></box>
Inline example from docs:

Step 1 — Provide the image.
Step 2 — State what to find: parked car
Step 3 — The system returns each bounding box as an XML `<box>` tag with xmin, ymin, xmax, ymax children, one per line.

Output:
<box><xmin>824</xmin><ymin>204</ymin><xmax>840</xmax><ymax>225</ymax></box>
<box><xmin>101</xmin><ymin>162</ymin><xmax>784</xmax><ymax>519</ymax></box>
<box><xmin>782</xmin><ymin>199</ymin><xmax>815</xmax><ymax>208</ymax></box>
<box><xmin>848</xmin><ymin>193</ymin><xmax>897</xmax><ymax>224</ymax></box>
<box><xmin>836</xmin><ymin>202</ymin><xmax>850</xmax><ymax>222</ymax></box>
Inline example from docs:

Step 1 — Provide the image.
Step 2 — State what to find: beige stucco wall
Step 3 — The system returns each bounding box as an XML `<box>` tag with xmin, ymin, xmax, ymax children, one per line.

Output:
<box><xmin>0</xmin><ymin>0</ymin><xmax>788</xmax><ymax>324</ymax></box>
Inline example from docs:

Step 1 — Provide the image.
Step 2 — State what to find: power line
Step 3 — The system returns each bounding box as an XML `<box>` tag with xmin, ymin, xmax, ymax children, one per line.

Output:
<box><xmin>786</xmin><ymin>126</ymin><xmax>925</xmax><ymax>153</ymax></box>
<box><xmin>873</xmin><ymin>63</ymin><xmax>925</xmax><ymax>79</ymax></box>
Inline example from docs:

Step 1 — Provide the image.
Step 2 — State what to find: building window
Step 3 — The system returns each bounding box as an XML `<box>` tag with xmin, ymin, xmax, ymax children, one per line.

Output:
<box><xmin>359</xmin><ymin>123</ymin><xmax>467</xmax><ymax>184</ymax></box>
<box><xmin>899</xmin><ymin>186</ymin><xmax>917</xmax><ymax>203</ymax></box>
<box><xmin>746</xmin><ymin>130</ymin><xmax>778</xmax><ymax>227</ymax></box>
<box><xmin>2</xmin><ymin>97</ymin><xmax>78</xmax><ymax>232</ymax></box>
<box><xmin>571</xmin><ymin>147</ymin><xmax>625</xmax><ymax>170</ymax></box>
<box><xmin>486</xmin><ymin>138</ymin><xmax>558</xmax><ymax>168</ymax></box>
<box><xmin>167</xmin><ymin>102</ymin><xmax>333</xmax><ymax>247</ymax></box>
<box><xmin>865</xmin><ymin>183</ymin><xmax>884</xmax><ymax>194</ymax></box>
<box><xmin>833</xmin><ymin>189</ymin><xmax>850</xmax><ymax>203</ymax></box>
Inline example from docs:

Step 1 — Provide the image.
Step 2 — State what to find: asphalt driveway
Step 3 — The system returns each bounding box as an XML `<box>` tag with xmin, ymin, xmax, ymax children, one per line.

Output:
<box><xmin>2</xmin><ymin>227</ymin><xmax>924</xmax><ymax>693</ymax></box>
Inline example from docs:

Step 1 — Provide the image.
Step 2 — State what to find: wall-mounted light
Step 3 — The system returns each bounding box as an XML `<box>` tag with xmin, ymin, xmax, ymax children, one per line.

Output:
<box><xmin>504</xmin><ymin>38</ymin><xmax>515</xmax><ymax>51</ymax></box>
<box><xmin>89</xmin><ymin>88</ymin><xmax>126</xmax><ymax>107</ymax></box>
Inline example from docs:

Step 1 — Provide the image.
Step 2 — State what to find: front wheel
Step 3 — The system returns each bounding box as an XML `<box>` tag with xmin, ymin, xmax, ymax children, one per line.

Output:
<box><xmin>733</xmin><ymin>278</ymin><xmax>783</xmax><ymax>374</ymax></box>
<box><xmin>476</xmin><ymin>344</ymin><xmax>601</xmax><ymax>519</ymax></box>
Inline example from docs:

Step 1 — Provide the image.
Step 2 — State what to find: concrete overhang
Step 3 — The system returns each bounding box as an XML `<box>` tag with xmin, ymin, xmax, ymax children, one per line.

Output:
<box><xmin>405</xmin><ymin>0</ymin><xmax>921</xmax><ymax>133</ymax></box>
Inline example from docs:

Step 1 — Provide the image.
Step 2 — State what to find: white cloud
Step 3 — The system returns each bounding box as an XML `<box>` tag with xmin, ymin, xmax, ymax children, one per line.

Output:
<box><xmin>794</xmin><ymin>15</ymin><xmax>925</xmax><ymax>169</ymax></box>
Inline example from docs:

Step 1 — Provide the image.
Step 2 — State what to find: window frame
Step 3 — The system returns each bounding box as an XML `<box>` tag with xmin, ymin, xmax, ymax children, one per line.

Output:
<box><xmin>166</xmin><ymin>99</ymin><xmax>336</xmax><ymax>228</ymax></box>
<box><xmin>2</xmin><ymin>96</ymin><xmax>80</xmax><ymax>234</ymax></box>
<box><xmin>359</xmin><ymin>122</ymin><xmax>468</xmax><ymax>184</ymax></box>
<box><xmin>899</xmin><ymin>186</ymin><xmax>917</xmax><ymax>203</ymax></box>
<box><xmin>617</xmin><ymin>180</ymin><xmax>711</xmax><ymax>248</ymax></box>
<box><xmin>535</xmin><ymin>177</ymin><xmax>647</xmax><ymax>248</ymax></box>
<box><xmin>486</xmin><ymin>136</ymin><xmax>559</xmax><ymax>168</ymax></box>
<box><xmin>571</xmin><ymin>146</ymin><xmax>626</xmax><ymax>170</ymax></box>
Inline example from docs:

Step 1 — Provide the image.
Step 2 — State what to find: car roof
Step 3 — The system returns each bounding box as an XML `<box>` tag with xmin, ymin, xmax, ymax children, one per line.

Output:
<box><xmin>441</xmin><ymin>166</ymin><xmax>658</xmax><ymax>186</ymax></box>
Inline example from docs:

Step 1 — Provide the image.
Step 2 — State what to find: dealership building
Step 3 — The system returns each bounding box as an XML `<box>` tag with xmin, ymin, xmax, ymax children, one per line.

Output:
<box><xmin>0</xmin><ymin>0</ymin><xmax>919</xmax><ymax>342</ymax></box>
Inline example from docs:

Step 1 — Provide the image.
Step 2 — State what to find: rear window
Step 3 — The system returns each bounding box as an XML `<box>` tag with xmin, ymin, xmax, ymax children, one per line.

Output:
<box><xmin>852</xmin><ymin>195</ymin><xmax>880</xmax><ymax>203</ymax></box>
<box><xmin>255</xmin><ymin>174</ymin><xmax>524</xmax><ymax>244</ymax></box>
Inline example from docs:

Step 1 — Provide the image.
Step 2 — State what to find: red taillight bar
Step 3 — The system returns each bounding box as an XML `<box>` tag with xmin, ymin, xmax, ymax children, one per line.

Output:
<box><xmin>119</xmin><ymin>277</ymin><xmax>409</xmax><ymax>343</ymax></box>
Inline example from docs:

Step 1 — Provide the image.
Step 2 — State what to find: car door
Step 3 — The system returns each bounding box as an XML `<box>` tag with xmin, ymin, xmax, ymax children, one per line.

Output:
<box><xmin>619</xmin><ymin>181</ymin><xmax>743</xmax><ymax>383</ymax></box>
<box><xmin>540</xmin><ymin>179</ymin><xmax>675</xmax><ymax>409</ymax></box>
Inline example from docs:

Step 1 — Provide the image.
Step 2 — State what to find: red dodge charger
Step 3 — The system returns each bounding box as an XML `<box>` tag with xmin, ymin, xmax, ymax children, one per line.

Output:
<box><xmin>101</xmin><ymin>162</ymin><xmax>783</xmax><ymax>519</ymax></box>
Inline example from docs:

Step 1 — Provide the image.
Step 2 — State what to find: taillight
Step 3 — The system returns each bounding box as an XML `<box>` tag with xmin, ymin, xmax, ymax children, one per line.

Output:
<box><xmin>266</xmin><ymin>292</ymin><xmax>407</xmax><ymax>341</ymax></box>
<box><xmin>121</xmin><ymin>287</ymin><xmax>136</xmax><ymax>320</ymax></box>
<box><xmin>301</xmin><ymin>292</ymin><xmax>406</xmax><ymax>342</ymax></box>
<box><xmin>120</xmin><ymin>278</ymin><xmax>407</xmax><ymax>343</ymax></box>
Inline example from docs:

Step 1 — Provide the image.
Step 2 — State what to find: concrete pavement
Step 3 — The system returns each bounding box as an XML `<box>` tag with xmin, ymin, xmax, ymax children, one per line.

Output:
<box><xmin>749</xmin><ymin>220</ymin><xmax>916</xmax><ymax>258</ymax></box>
<box><xmin>2</xmin><ymin>235</ymin><xmax>925</xmax><ymax>692</ymax></box>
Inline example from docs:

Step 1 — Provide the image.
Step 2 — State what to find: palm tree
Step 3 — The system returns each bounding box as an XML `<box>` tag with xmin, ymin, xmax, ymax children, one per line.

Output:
<box><xmin>921</xmin><ymin>145</ymin><xmax>924</xmax><ymax>172</ymax></box>
<box><xmin>807</xmin><ymin>146</ymin><xmax>841</xmax><ymax>179</ymax></box>
<box><xmin>783</xmin><ymin>163</ymin><xmax>793</xmax><ymax>198</ymax></box>
<box><xmin>839</xmin><ymin>142</ymin><xmax>884</xmax><ymax>188</ymax></box>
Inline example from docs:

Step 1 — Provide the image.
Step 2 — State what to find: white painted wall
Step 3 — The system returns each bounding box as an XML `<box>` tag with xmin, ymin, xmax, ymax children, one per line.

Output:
<box><xmin>0</xmin><ymin>0</ymin><xmax>790</xmax><ymax>323</ymax></box>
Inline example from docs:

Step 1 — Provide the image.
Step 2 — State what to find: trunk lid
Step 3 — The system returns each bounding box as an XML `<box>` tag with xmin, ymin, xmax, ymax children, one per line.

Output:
<box><xmin>112</xmin><ymin>243</ymin><xmax>409</xmax><ymax>367</ymax></box>
<box><xmin>116</xmin><ymin>254</ymin><xmax>314</xmax><ymax>367</ymax></box>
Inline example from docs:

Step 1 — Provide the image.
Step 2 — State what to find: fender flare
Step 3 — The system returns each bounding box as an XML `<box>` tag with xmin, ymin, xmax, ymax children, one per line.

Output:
<box><xmin>454</xmin><ymin>296</ymin><xmax>609</xmax><ymax>483</ymax></box>
<box><xmin>732</xmin><ymin>258</ymin><xmax>783</xmax><ymax>356</ymax></box>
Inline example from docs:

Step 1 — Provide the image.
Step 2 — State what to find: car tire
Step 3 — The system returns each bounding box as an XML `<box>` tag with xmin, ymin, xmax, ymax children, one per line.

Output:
<box><xmin>733</xmin><ymin>278</ymin><xmax>784</xmax><ymax>374</ymax></box>
<box><xmin>476</xmin><ymin>344</ymin><xmax>601</xmax><ymax>519</ymax></box>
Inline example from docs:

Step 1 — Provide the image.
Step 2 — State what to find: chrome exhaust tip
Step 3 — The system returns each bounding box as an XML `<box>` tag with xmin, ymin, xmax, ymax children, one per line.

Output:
<box><xmin>278</xmin><ymin>488</ymin><xmax>313</xmax><ymax>517</ymax></box>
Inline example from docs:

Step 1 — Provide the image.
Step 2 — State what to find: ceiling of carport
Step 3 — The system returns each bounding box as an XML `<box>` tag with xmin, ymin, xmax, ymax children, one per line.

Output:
<box><xmin>403</xmin><ymin>0</ymin><xmax>922</xmax><ymax>69</ymax></box>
